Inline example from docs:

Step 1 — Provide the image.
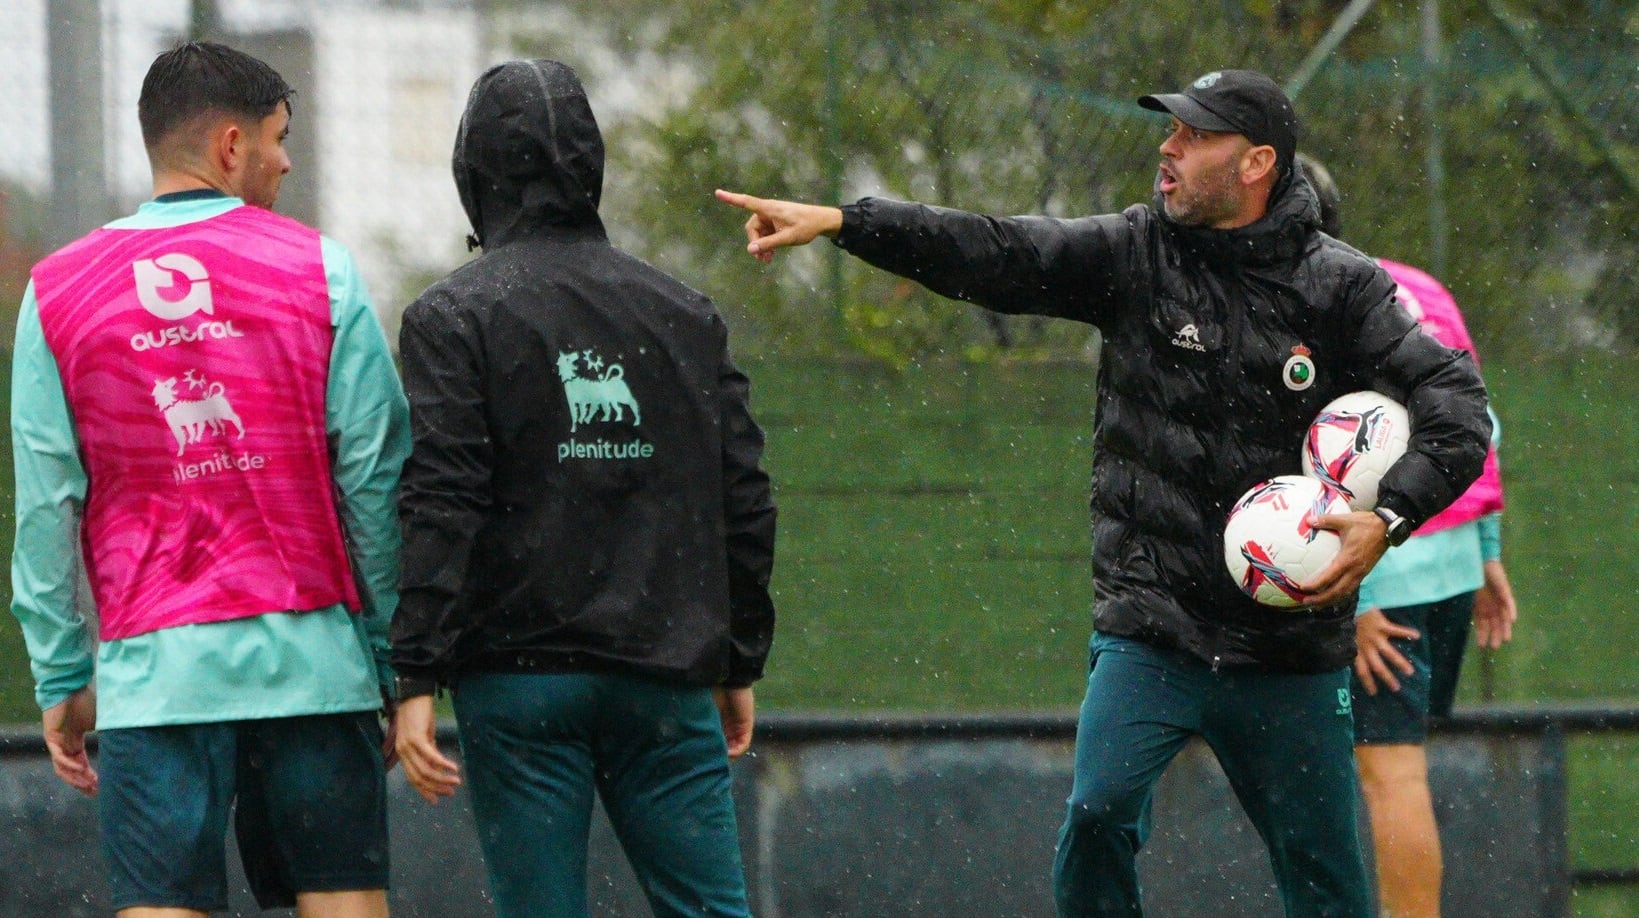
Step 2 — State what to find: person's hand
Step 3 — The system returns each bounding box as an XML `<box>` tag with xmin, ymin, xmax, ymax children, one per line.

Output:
<box><xmin>1301</xmin><ymin>510</ymin><xmax>1391</xmax><ymax>608</ymax></box>
<box><xmin>713</xmin><ymin>685</ymin><xmax>756</xmax><ymax>759</ymax></box>
<box><xmin>42</xmin><ymin>686</ymin><xmax>98</xmax><ymax>797</ymax></box>
<box><xmin>714</xmin><ymin>189</ymin><xmax>843</xmax><ymax>263</ymax></box>
<box><xmin>393</xmin><ymin>695</ymin><xmax>461</xmax><ymax>804</ymax></box>
<box><xmin>1472</xmin><ymin>559</ymin><xmax>1518</xmax><ymax>649</ymax></box>
<box><xmin>1352</xmin><ymin>607</ymin><xmax>1419</xmax><ymax>695</ymax></box>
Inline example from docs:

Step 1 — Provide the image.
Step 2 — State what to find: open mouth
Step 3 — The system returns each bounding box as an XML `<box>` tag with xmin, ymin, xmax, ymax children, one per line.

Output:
<box><xmin>1157</xmin><ymin>164</ymin><xmax>1178</xmax><ymax>194</ymax></box>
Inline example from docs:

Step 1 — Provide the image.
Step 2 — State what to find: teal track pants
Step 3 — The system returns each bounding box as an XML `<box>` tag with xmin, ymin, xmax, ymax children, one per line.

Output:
<box><xmin>453</xmin><ymin>672</ymin><xmax>750</xmax><ymax>918</ymax></box>
<box><xmin>1053</xmin><ymin>634</ymin><xmax>1371</xmax><ymax>917</ymax></box>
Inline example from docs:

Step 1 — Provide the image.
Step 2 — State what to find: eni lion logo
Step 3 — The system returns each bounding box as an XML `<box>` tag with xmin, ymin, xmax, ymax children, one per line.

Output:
<box><xmin>556</xmin><ymin>349</ymin><xmax>641</xmax><ymax>433</ymax></box>
<box><xmin>151</xmin><ymin>370</ymin><xmax>245</xmax><ymax>456</ymax></box>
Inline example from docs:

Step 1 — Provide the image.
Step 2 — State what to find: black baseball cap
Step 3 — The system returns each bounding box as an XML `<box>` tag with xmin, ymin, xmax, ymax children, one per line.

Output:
<box><xmin>1138</xmin><ymin>70</ymin><xmax>1300</xmax><ymax>170</ymax></box>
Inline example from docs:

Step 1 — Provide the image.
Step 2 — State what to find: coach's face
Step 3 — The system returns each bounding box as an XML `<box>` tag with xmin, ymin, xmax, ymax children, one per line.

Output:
<box><xmin>1155</xmin><ymin>117</ymin><xmax>1254</xmax><ymax>228</ymax></box>
<box><xmin>237</xmin><ymin>103</ymin><xmax>292</xmax><ymax>209</ymax></box>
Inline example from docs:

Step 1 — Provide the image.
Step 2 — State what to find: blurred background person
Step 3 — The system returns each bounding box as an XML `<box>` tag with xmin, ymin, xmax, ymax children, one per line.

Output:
<box><xmin>1302</xmin><ymin>153</ymin><xmax>1519</xmax><ymax>918</ymax></box>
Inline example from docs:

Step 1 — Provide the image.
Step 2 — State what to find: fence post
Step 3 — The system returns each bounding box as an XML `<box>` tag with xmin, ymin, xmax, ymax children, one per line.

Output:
<box><xmin>1421</xmin><ymin>0</ymin><xmax>1449</xmax><ymax>279</ymax></box>
<box><xmin>821</xmin><ymin>0</ymin><xmax>846</xmax><ymax>340</ymax></box>
<box><xmin>48</xmin><ymin>0</ymin><xmax>114</xmax><ymax>248</ymax></box>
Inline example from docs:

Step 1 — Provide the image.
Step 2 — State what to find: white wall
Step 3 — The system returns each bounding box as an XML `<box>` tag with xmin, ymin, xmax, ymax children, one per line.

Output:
<box><xmin>0</xmin><ymin>0</ymin><xmax>53</xmax><ymax>195</ymax></box>
<box><xmin>0</xmin><ymin>0</ymin><xmax>484</xmax><ymax>328</ymax></box>
<box><xmin>312</xmin><ymin>7</ymin><xmax>481</xmax><ymax>317</ymax></box>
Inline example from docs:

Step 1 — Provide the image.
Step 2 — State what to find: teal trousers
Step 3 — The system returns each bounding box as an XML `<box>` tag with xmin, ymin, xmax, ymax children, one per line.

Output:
<box><xmin>1053</xmin><ymin>634</ymin><xmax>1371</xmax><ymax>917</ymax></box>
<box><xmin>453</xmin><ymin>672</ymin><xmax>750</xmax><ymax>918</ymax></box>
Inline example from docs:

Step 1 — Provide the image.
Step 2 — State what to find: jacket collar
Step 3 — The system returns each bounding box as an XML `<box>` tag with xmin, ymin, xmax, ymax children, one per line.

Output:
<box><xmin>1157</xmin><ymin>162</ymin><xmax>1320</xmax><ymax>267</ymax></box>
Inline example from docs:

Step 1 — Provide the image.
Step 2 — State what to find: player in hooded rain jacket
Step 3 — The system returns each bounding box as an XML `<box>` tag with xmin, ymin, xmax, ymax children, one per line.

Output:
<box><xmin>390</xmin><ymin>60</ymin><xmax>776</xmax><ymax>918</ymax></box>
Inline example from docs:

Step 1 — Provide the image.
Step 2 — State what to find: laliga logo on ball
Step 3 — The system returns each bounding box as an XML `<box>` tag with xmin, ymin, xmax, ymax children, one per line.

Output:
<box><xmin>1223</xmin><ymin>475</ymin><xmax>1350</xmax><ymax>608</ymax></box>
<box><xmin>1302</xmin><ymin>390</ymin><xmax>1409</xmax><ymax>511</ymax></box>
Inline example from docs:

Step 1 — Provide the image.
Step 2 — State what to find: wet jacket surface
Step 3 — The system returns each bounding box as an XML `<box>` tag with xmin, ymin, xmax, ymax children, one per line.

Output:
<box><xmin>391</xmin><ymin>61</ymin><xmax>776</xmax><ymax>688</ymax></box>
<box><xmin>836</xmin><ymin>169</ymin><xmax>1489</xmax><ymax>672</ymax></box>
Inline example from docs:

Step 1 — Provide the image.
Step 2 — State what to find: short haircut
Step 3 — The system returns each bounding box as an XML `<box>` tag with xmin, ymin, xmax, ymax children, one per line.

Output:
<box><xmin>138</xmin><ymin>42</ymin><xmax>294</xmax><ymax>154</ymax></box>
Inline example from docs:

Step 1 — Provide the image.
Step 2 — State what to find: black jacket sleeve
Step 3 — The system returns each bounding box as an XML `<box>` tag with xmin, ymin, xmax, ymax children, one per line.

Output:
<box><xmin>715</xmin><ymin>320</ymin><xmax>777</xmax><ymax>686</ymax></box>
<box><xmin>834</xmin><ymin>197</ymin><xmax>1138</xmax><ymax>326</ymax></box>
<box><xmin>1342</xmin><ymin>264</ymin><xmax>1492</xmax><ymax>528</ymax></box>
<box><xmin>390</xmin><ymin>292</ymin><xmax>494</xmax><ymax>685</ymax></box>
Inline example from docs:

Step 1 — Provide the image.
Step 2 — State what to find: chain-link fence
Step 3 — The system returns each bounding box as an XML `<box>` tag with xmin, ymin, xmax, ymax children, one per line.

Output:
<box><xmin>0</xmin><ymin>1</ymin><xmax>1634</xmax><ymax>906</ymax></box>
<box><xmin>2</xmin><ymin>1</ymin><xmax>1630</xmax><ymax>361</ymax></box>
<box><xmin>566</xmin><ymin>0</ymin><xmax>1635</xmax><ymax>365</ymax></box>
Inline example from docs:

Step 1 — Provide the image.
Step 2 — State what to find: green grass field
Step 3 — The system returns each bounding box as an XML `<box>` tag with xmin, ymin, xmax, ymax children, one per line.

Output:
<box><xmin>0</xmin><ymin>349</ymin><xmax>1633</xmax><ymax>907</ymax></box>
<box><xmin>744</xmin><ymin>353</ymin><xmax>1639</xmax><ymax>712</ymax></box>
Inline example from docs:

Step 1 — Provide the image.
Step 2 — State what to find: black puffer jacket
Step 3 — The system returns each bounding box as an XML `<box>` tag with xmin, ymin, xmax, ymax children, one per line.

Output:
<box><xmin>391</xmin><ymin>61</ymin><xmax>776</xmax><ymax>688</ymax></box>
<box><xmin>836</xmin><ymin>168</ymin><xmax>1489</xmax><ymax>672</ymax></box>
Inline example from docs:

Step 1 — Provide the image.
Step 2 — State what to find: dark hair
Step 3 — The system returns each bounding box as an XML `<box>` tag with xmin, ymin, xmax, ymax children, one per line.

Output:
<box><xmin>138</xmin><ymin>42</ymin><xmax>294</xmax><ymax>151</ymax></box>
<box><xmin>1295</xmin><ymin>152</ymin><xmax>1341</xmax><ymax>238</ymax></box>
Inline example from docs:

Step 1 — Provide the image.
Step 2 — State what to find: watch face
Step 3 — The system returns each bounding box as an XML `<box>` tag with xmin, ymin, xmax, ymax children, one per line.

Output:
<box><xmin>1376</xmin><ymin>508</ymin><xmax>1408</xmax><ymax>545</ymax></box>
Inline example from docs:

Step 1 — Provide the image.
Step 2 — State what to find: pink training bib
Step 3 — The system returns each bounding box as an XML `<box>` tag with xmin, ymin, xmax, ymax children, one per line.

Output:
<box><xmin>32</xmin><ymin>204</ymin><xmax>360</xmax><ymax>640</ymax></box>
<box><xmin>1381</xmin><ymin>259</ymin><xmax>1505</xmax><ymax>536</ymax></box>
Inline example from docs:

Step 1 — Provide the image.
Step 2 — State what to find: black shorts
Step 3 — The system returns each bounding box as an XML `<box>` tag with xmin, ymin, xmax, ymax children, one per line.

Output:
<box><xmin>1351</xmin><ymin>593</ymin><xmax>1475</xmax><ymax>745</ymax></box>
<box><xmin>97</xmin><ymin>710</ymin><xmax>389</xmax><ymax>911</ymax></box>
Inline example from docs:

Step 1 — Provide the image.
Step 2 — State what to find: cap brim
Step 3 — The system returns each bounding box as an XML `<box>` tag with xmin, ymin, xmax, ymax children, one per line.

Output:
<box><xmin>1137</xmin><ymin>93</ymin><xmax>1238</xmax><ymax>133</ymax></box>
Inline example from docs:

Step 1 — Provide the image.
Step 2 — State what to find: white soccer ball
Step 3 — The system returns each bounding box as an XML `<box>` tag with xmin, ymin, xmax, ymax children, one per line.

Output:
<box><xmin>1301</xmin><ymin>390</ymin><xmax>1410</xmax><ymax>511</ymax></box>
<box><xmin>1223</xmin><ymin>475</ymin><xmax>1351</xmax><ymax>609</ymax></box>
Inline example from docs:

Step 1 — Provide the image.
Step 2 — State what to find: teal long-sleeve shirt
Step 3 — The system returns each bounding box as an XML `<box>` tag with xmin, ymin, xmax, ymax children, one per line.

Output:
<box><xmin>9</xmin><ymin>195</ymin><xmax>410</xmax><ymax>729</ymax></box>
<box><xmin>1356</xmin><ymin>407</ymin><xmax>1504</xmax><ymax>612</ymax></box>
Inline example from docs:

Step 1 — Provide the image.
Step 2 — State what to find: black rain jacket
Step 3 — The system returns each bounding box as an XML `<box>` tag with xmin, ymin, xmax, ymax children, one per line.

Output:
<box><xmin>835</xmin><ymin>167</ymin><xmax>1490</xmax><ymax>672</ymax></box>
<box><xmin>390</xmin><ymin>60</ymin><xmax>776</xmax><ymax>688</ymax></box>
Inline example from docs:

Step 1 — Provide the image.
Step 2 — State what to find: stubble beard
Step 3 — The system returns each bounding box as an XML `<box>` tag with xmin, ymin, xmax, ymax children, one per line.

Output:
<box><xmin>1161</xmin><ymin>157</ymin><xmax>1243</xmax><ymax>227</ymax></box>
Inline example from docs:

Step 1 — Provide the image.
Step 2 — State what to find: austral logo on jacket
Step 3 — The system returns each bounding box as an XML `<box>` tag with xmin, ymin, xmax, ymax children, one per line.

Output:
<box><xmin>555</xmin><ymin>348</ymin><xmax>654</xmax><ymax>463</ymax></box>
<box><xmin>1171</xmin><ymin>323</ymin><xmax>1207</xmax><ymax>352</ymax></box>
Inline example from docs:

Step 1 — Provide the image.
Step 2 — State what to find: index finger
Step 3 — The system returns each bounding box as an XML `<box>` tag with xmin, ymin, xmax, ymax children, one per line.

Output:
<box><xmin>714</xmin><ymin>188</ymin><xmax>758</xmax><ymax>211</ymax></box>
<box><xmin>1298</xmin><ymin>557</ymin><xmax>1349</xmax><ymax>606</ymax></box>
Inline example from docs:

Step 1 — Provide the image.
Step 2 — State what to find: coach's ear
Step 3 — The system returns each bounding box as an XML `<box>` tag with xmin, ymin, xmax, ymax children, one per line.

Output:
<box><xmin>1239</xmin><ymin>144</ymin><xmax>1278</xmax><ymax>187</ymax></box>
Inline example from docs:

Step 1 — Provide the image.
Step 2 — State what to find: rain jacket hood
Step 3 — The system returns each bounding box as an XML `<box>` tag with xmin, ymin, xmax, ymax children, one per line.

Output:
<box><xmin>455</xmin><ymin>59</ymin><xmax>605</xmax><ymax>249</ymax></box>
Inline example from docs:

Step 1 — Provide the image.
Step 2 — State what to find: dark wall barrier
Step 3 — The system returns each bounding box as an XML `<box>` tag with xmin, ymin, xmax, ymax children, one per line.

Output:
<box><xmin>1</xmin><ymin>705</ymin><xmax>1631</xmax><ymax>916</ymax></box>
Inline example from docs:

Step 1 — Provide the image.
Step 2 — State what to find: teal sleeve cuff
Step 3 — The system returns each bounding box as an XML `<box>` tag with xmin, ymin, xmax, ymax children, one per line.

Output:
<box><xmin>35</xmin><ymin>662</ymin><xmax>95</xmax><ymax>711</ymax></box>
<box><xmin>1477</xmin><ymin>512</ymin><xmax>1503</xmax><ymax>563</ymax></box>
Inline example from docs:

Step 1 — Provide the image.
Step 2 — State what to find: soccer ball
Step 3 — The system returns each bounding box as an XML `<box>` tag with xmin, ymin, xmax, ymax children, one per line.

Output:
<box><xmin>1223</xmin><ymin>475</ymin><xmax>1351</xmax><ymax>608</ymax></box>
<box><xmin>1302</xmin><ymin>390</ymin><xmax>1409</xmax><ymax>511</ymax></box>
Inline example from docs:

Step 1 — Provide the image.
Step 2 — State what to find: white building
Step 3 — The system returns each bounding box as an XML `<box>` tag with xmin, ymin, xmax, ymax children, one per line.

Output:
<box><xmin>0</xmin><ymin>0</ymin><xmax>485</xmax><ymax>328</ymax></box>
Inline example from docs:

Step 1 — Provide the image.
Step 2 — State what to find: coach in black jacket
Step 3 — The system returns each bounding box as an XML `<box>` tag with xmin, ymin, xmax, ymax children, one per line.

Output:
<box><xmin>392</xmin><ymin>60</ymin><xmax>775</xmax><ymax>918</ymax></box>
<box><xmin>720</xmin><ymin>70</ymin><xmax>1488</xmax><ymax>916</ymax></box>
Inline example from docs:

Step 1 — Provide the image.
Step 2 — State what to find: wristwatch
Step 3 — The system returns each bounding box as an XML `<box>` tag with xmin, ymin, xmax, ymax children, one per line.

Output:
<box><xmin>1373</xmin><ymin>506</ymin><xmax>1412</xmax><ymax>547</ymax></box>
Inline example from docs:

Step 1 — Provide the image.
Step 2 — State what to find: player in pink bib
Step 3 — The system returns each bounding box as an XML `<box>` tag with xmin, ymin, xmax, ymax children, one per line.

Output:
<box><xmin>1302</xmin><ymin>154</ymin><xmax>1519</xmax><ymax>918</ymax></box>
<box><xmin>10</xmin><ymin>43</ymin><xmax>405</xmax><ymax>917</ymax></box>
<box><xmin>33</xmin><ymin>205</ymin><xmax>359</xmax><ymax>641</ymax></box>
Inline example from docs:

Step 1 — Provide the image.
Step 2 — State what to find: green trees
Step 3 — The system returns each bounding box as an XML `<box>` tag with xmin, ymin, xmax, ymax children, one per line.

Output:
<box><xmin>504</xmin><ymin>0</ymin><xmax>1633</xmax><ymax>362</ymax></box>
